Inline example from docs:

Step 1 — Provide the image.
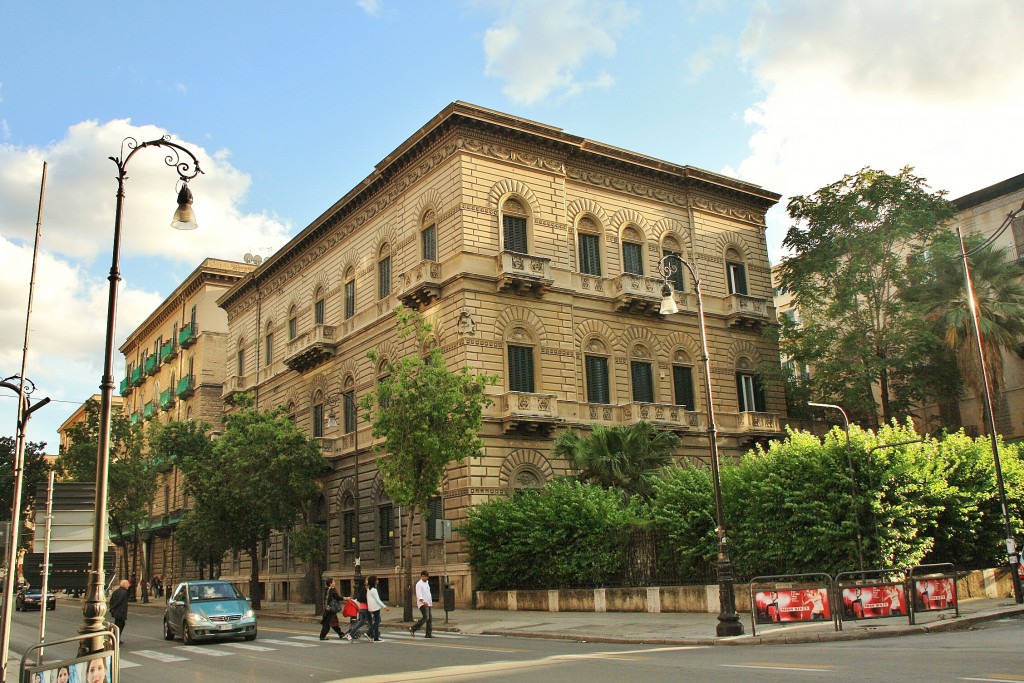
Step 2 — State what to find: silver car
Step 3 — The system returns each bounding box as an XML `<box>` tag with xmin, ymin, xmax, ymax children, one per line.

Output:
<box><xmin>162</xmin><ymin>580</ymin><xmax>257</xmax><ymax>644</ymax></box>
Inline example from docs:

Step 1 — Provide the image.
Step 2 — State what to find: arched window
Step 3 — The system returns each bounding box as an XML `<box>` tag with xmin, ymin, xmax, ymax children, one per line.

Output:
<box><xmin>726</xmin><ymin>247</ymin><xmax>749</xmax><ymax>295</ymax></box>
<box><xmin>736</xmin><ymin>357</ymin><xmax>766</xmax><ymax>412</ymax></box>
<box><xmin>343</xmin><ymin>376</ymin><xmax>357</xmax><ymax>434</ymax></box>
<box><xmin>672</xmin><ymin>350</ymin><xmax>695</xmax><ymax>411</ymax></box>
<box><xmin>236</xmin><ymin>339</ymin><xmax>245</xmax><ymax>377</ymax></box>
<box><xmin>577</xmin><ymin>216</ymin><xmax>602</xmax><ymax>276</ymax></box>
<box><xmin>622</xmin><ymin>226</ymin><xmax>644</xmax><ymax>276</ymax></box>
<box><xmin>264</xmin><ymin>321</ymin><xmax>274</xmax><ymax>366</ymax></box>
<box><xmin>506</xmin><ymin>326</ymin><xmax>536</xmax><ymax>393</ymax></box>
<box><xmin>421</xmin><ymin>210</ymin><xmax>437</xmax><ymax>261</ymax></box>
<box><xmin>344</xmin><ymin>267</ymin><xmax>356</xmax><ymax>320</ymax></box>
<box><xmin>662</xmin><ymin>235</ymin><xmax>686</xmax><ymax>293</ymax></box>
<box><xmin>501</xmin><ymin>197</ymin><xmax>529</xmax><ymax>254</ymax></box>
<box><xmin>341</xmin><ymin>492</ymin><xmax>356</xmax><ymax>551</ymax></box>
<box><xmin>630</xmin><ymin>345</ymin><xmax>655</xmax><ymax>403</ymax></box>
<box><xmin>378</xmin><ymin>244</ymin><xmax>391</xmax><ymax>299</ymax></box>
<box><xmin>288</xmin><ymin>305</ymin><xmax>298</xmax><ymax>340</ymax></box>
<box><xmin>583</xmin><ymin>338</ymin><xmax>611</xmax><ymax>405</ymax></box>
<box><xmin>312</xmin><ymin>390</ymin><xmax>324</xmax><ymax>438</ymax></box>
<box><xmin>314</xmin><ymin>286</ymin><xmax>326</xmax><ymax>325</ymax></box>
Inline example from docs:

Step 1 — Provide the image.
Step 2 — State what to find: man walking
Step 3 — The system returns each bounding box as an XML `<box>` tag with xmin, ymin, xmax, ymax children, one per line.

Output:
<box><xmin>409</xmin><ymin>570</ymin><xmax>433</xmax><ymax>638</ymax></box>
<box><xmin>108</xmin><ymin>579</ymin><xmax>130</xmax><ymax>643</ymax></box>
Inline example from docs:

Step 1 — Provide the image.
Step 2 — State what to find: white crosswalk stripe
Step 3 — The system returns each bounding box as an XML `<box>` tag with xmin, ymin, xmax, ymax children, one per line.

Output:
<box><xmin>131</xmin><ymin>649</ymin><xmax>189</xmax><ymax>662</ymax></box>
<box><xmin>223</xmin><ymin>642</ymin><xmax>276</xmax><ymax>652</ymax></box>
<box><xmin>293</xmin><ymin>635</ymin><xmax>343</xmax><ymax>643</ymax></box>
<box><xmin>179</xmin><ymin>645</ymin><xmax>236</xmax><ymax>656</ymax></box>
<box><xmin>117</xmin><ymin>658</ymin><xmax>141</xmax><ymax>668</ymax></box>
<box><xmin>259</xmin><ymin>638</ymin><xmax>317</xmax><ymax>648</ymax></box>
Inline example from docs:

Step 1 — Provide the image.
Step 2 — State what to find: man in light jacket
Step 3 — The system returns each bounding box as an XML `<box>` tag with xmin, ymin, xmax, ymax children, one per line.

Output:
<box><xmin>409</xmin><ymin>570</ymin><xmax>433</xmax><ymax>638</ymax></box>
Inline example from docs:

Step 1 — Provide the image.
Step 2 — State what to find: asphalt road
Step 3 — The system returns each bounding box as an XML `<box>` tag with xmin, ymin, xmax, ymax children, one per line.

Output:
<box><xmin>6</xmin><ymin>602</ymin><xmax>1023</xmax><ymax>682</ymax></box>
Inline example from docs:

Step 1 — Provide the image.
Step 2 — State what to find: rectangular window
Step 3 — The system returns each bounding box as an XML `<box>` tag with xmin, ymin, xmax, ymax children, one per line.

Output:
<box><xmin>288</xmin><ymin>317</ymin><xmax>297</xmax><ymax>340</ymax></box>
<box><xmin>503</xmin><ymin>215</ymin><xmax>527</xmax><ymax>254</ymax></box>
<box><xmin>378</xmin><ymin>256</ymin><xmax>391</xmax><ymax>299</ymax></box>
<box><xmin>344</xmin><ymin>280</ymin><xmax>355</xmax><ymax>319</ymax></box>
<box><xmin>265</xmin><ymin>332</ymin><xmax>273</xmax><ymax>366</ymax></box>
<box><xmin>315</xmin><ymin>298</ymin><xmax>325</xmax><ymax>325</ymax></box>
<box><xmin>422</xmin><ymin>225</ymin><xmax>437</xmax><ymax>261</ymax></box>
<box><xmin>343</xmin><ymin>510</ymin><xmax>356</xmax><ymax>550</ymax></box>
<box><xmin>378</xmin><ymin>505</ymin><xmax>393</xmax><ymax>547</ymax></box>
<box><xmin>736</xmin><ymin>372</ymin><xmax>766</xmax><ymax>412</ymax></box>
<box><xmin>508</xmin><ymin>345</ymin><xmax>535</xmax><ymax>393</ymax></box>
<box><xmin>578</xmin><ymin>233</ymin><xmax>601</xmax><ymax>275</ymax></box>
<box><xmin>313</xmin><ymin>403</ymin><xmax>324</xmax><ymax>438</ymax></box>
<box><xmin>630</xmin><ymin>361</ymin><xmax>655</xmax><ymax>403</ymax></box>
<box><xmin>673</xmin><ymin>365</ymin><xmax>695</xmax><ymax>411</ymax></box>
<box><xmin>727</xmin><ymin>262</ymin><xmax>748</xmax><ymax>295</ymax></box>
<box><xmin>663</xmin><ymin>251</ymin><xmax>686</xmax><ymax>292</ymax></box>
<box><xmin>585</xmin><ymin>355</ymin><xmax>610</xmax><ymax>404</ymax></box>
<box><xmin>343</xmin><ymin>391</ymin><xmax>356</xmax><ymax>434</ymax></box>
<box><xmin>236</xmin><ymin>349</ymin><xmax>244</xmax><ymax>377</ymax></box>
<box><xmin>425</xmin><ymin>497</ymin><xmax>443</xmax><ymax>541</ymax></box>
<box><xmin>623</xmin><ymin>242</ymin><xmax>643</xmax><ymax>275</ymax></box>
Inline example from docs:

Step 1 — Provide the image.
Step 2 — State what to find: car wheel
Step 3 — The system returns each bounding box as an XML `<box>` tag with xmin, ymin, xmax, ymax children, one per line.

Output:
<box><xmin>47</xmin><ymin>604</ymin><xmax>55</xmax><ymax>611</ymax></box>
<box><xmin>163</xmin><ymin>619</ymin><xmax>175</xmax><ymax>641</ymax></box>
<box><xmin>183</xmin><ymin>625</ymin><xmax>195</xmax><ymax>645</ymax></box>
<box><xmin>244</xmin><ymin>629</ymin><xmax>257</xmax><ymax>642</ymax></box>
<box><xmin>15</xmin><ymin>601</ymin><xmax>21</xmax><ymax>612</ymax></box>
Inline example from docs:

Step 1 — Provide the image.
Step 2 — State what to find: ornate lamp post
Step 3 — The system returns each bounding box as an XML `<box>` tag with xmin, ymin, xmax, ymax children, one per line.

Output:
<box><xmin>80</xmin><ymin>137</ymin><xmax>202</xmax><ymax>655</ymax></box>
<box><xmin>657</xmin><ymin>254</ymin><xmax>743</xmax><ymax>637</ymax></box>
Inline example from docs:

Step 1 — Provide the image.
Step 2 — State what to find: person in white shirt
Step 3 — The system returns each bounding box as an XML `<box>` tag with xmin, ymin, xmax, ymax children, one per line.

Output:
<box><xmin>409</xmin><ymin>570</ymin><xmax>433</xmax><ymax>638</ymax></box>
<box><xmin>366</xmin><ymin>575</ymin><xmax>389</xmax><ymax>642</ymax></box>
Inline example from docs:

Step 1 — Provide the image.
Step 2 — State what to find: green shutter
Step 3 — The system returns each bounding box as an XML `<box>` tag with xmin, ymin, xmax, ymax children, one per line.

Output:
<box><xmin>345</xmin><ymin>280</ymin><xmax>355</xmax><ymax>319</ymax></box>
<box><xmin>664</xmin><ymin>251</ymin><xmax>686</xmax><ymax>292</ymax></box>
<box><xmin>673</xmin><ymin>365</ymin><xmax>695</xmax><ymax>410</ymax></box>
<box><xmin>623</xmin><ymin>242</ymin><xmax>643</xmax><ymax>275</ymax></box>
<box><xmin>579</xmin><ymin>233</ymin><xmax>601</xmax><ymax>275</ymax></box>
<box><xmin>631</xmin><ymin>361</ymin><xmax>654</xmax><ymax>403</ymax></box>
<box><xmin>503</xmin><ymin>216</ymin><xmax>527</xmax><ymax>253</ymax></box>
<box><xmin>585</xmin><ymin>355</ymin><xmax>610</xmax><ymax>404</ymax></box>
<box><xmin>508</xmin><ymin>345</ymin><xmax>535</xmax><ymax>393</ymax></box>
<box><xmin>343</xmin><ymin>511</ymin><xmax>356</xmax><ymax>549</ymax></box>
<box><xmin>426</xmin><ymin>497</ymin><xmax>443</xmax><ymax>541</ymax></box>
<box><xmin>344</xmin><ymin>391</ymin><xmax>357</xmax><ymax>433</ymax></box>
<box><xmin>379</xmin><ymin>256</ymin><xmax>391</xmax><ymax>298</ymax></box>
<box><xmin>379</xmin><ymin>505</ymin><xmax>393</xmax><ymax>547</ymax></box>
<box><xmin>422</xmin><ymin>225</ymin><xmax>437</xmax><ymax>261</ymax></box>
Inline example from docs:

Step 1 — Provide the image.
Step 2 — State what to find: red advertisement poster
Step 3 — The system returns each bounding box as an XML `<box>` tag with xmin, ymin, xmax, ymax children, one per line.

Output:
<box><xmin>840</xmin><ymin>584</ymin><xmax>907</xmax><ymax>619</ymax></box>
<box><xmin>913</xmin><ymin>577</ymin><xmax>956</xmax><ymax>611</ymax></box>
<box><xmin>754</xmin><ymin>588</ymin><xmax>831</xmax><ymax>624</ymax></box>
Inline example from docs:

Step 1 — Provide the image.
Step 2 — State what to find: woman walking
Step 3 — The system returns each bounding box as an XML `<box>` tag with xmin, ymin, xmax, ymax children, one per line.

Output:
<box><xmin>366</xmin><ymin>575</ymin><xmax>390</xmax><ymax>642</ymax></box>
<box><xmin>343</xmin><ymin>576</ymin><xmax>370</xmax><ymax>642</ymax></box>
<box><xmin>320</xmin><ymin>579</ymin><xmax>345</xmax><ymax>640</ymax></box>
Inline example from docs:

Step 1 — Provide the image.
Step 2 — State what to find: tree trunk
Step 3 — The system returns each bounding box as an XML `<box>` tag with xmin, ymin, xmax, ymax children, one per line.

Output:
<box><xmin>138</xmin><ymin>530</ymin><xmax>149</xmax><ymax>604</ymax></box>
<box><xmin>403</xmin><ymin>506</ymin><xmax>415</xmax><ymax>622</ymax></box>
<box><xmin>248</xmin><ymin>541</ymin><xmax>261</xmax><ymax>610</ymax></box>
<box><xmin>308</xmin><ymin>559</ymin><xmax>324</xmax><ymax>616</ymax></box>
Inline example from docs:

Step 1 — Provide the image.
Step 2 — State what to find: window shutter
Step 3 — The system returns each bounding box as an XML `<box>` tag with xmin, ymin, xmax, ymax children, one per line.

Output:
<box><xmin>343</xmin><ymin>511</ymin><xmax>356</xmax><ymax>549</ymax></box>
<box><xmin>378</xmin><ymin>505</ymin><xmax>393</xmax><ymax>547</ymax></box>
<box><xmin>422</xmin><ymin>225</ymin><xmax>437</xmax><ymax>261</ymax></box>
<box><xmin>579</xmin><ymin>233</ymin><xmax>601</xmax><ymax>275</ymax></box>
<box><xmin>630</xmin><ymin>361</ymin><xmax>654</xmax><ymax>403</ymax></box>
<box><xmin>728</xmin><ymin>262</ymin><xmax>748</xmax><ymax>295</ymax></box>
<box><xmin>508</xmin><ymin>345</ymin><xmax>535</xmax><ymax>393</ymax></box>
<box><xmin>426</xmin><ymin>497</ymin><xmax>443</xmax><ymax>541</ymax></box>
<box><xmin>754</xmin><ymin>374</ymin><xmax>767</xmax><ymax>412</ymax></box>
<box><xmin>664</xmin><ymin>251</ymin><xmax>686</xmax><ymax>292</ymax></box>
<box><xmin>673</xmin><ymin>365</ymin><xmax>695</xmax><ymax>410</ymax></box>
<box><xmin>345</xmin><ymin>280</ymin><xmax>355</xmax><ymax>319</ymax></box>
<box><xmin>503</xmin><ymin>216</ymin><xmax>527</xmax><ymax>253</ymax></box>
<box><xmin>344</xmin><ymin>391</ymin><xmax>356</xmax><ymax>433</ymax></box>
<box><xmin>623</xmin><ymin>242</ymin><xmax>643</xmax><ymax>275</ymax></box>
<box><xmin>379</xmin><ymin>256</ymin><xmax>391</xmax><ymax>298</ymax></box>
<box><xmin>585</xmin><ymin>355</ymin><xmax>610</xmax><ymax>404</ymax></box>
<box><xmin>315</xmin><ymin>298</ymin><xmax>325</xmax><ymax>325</ymax></box>
<box><xmin>313</xmin><ymin>403</ymin><xmax>324</xmax><ymax>438</ymax></box>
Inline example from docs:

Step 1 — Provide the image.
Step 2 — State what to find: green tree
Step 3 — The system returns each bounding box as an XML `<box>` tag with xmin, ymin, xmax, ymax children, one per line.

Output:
<box><xmin>0</xmin><ymin>438</ymin><xmax>50</xmax><ymax>530</ymax></box>
<box><xmin>176</xmin><ymin>394</ymin><xmax>328</xmax><ymax>609</ymax></box>
<box><xmin>363</xmin><ymin>307</ymin><xmax>496</xmax><ymax>620</ymax></box>
<box><xmin>779</xmin><ymin>167</ymin><xmax>960</xmax><ymax>424</ymax></box>
<box><xmin>552</xmin><ymin>421</ymin><xmax>680</xmax><ymax>500</ymax></box>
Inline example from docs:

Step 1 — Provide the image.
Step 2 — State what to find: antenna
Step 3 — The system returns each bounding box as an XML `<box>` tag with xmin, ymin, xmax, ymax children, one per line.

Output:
<box><xmin>243</xmin><ymin>253</ymin><xmax>264</xmax><ymax>266</ymax></box>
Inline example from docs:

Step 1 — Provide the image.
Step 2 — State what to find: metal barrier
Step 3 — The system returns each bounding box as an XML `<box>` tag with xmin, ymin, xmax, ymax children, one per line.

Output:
<box><xmin>834</xmin><ymin>568</ymin><xmax>909</xmax><ymax>631</ymax></box>
<box><xmin>908</xmin><ymin>562</ymin><xmax>959</xmax><ymax>625</ymax></box>
<box><xmin>20</xmin><ymin>629</ymin><xmax>119</xmax><ymax>683</ymax></box>
<box><xmin>748</xmin><ymin>573</ymin><xmax>837</xmax><ymax>637</ymax></box>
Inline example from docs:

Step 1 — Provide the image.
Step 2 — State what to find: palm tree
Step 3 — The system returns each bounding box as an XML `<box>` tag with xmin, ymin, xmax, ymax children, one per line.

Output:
<box><xmin>910</xmin><ymin>231</ymin><xmax>1024</xmax><ymax>410</ymax></box>
<box><xmin>551</xmin><ymin>421</ymin><xmax>680</xmax><ymax>500</ymax></box>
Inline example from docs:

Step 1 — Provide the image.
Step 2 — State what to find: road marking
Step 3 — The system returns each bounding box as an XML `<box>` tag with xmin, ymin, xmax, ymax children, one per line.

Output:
<box><xmin>259</xmin><ymin>638</ymin><xmax>317</xmax><ymax>648</ymax></box>
<box><xmin>131</xmin><ymin>649</ymin><xmax>189</xmax><ymax>663</ymax></box>
<box><xmin>117</xmin><ymin>658</ymin><xmax>141</xmax><ymax>669</ymax></box>
<box><xmin>223</xmin><ymin>642</ymin><xmax>276</xmax><ymax>652</ymax></box>
<box><xmin>179</xmin><ymin>645</ymin><xmax>235</xmax><ymax>656</ymax></box>
<box><xmin>293</xmin><ymin>635</ymin><xmax>345</xmax><ymax>643</ymax></box>
<box><xmin>961</xmin><ymin>678</ymin><xmax>1024</xmax><ymax>682</ymax></box>
<box><xmin>724</xmin><ymin>663</ymin><xmax>832</xmax><ymax>673</ymax></box>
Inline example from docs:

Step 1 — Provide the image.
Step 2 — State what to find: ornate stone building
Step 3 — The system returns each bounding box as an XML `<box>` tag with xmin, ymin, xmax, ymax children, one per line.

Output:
<box><xmin>216</xmin><ymin>102</ymin><xmax>784</xmax><ymax>605</ymax></box>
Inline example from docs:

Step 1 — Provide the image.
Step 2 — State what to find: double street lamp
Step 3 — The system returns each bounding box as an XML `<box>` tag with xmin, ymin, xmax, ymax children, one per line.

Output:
<box><xmin>657</xmin><ymin>253</ymin><xmax>744</xmax><ymax>637</ymax></box>
<box><xmin>81</xmin><ymin>137</ymin><xmax>202</xmax><ymax>655</ymax></box>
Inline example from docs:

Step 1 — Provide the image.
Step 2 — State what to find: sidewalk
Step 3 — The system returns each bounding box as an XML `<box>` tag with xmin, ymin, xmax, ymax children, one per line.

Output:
<box><xmin>123</xmin><ymin>594</ymin><xmax>1024</xmax><ymax>646</ymax></box>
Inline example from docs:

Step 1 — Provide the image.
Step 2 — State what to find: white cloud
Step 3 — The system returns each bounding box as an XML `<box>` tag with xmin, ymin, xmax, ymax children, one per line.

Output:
<box><xmin>730</xmin><ymin>0</ymin><xmax>1024</xmax><ymax>262</ymax></box>
<box><xmin>481</xmin><ymin>0</ymin><xmax>637</xmax><ymax>104</ymax></box>
<box><xmin>357</xmin><ymin>0</ymin><xmax>381</xmax><ymax>16</ymax></box>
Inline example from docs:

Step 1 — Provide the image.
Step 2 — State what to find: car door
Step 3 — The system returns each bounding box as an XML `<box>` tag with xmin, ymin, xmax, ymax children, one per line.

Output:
<box><xmin>167</xmin><ymin>584</ymin><xmax>188</xmax><ymax>634</ymax></box>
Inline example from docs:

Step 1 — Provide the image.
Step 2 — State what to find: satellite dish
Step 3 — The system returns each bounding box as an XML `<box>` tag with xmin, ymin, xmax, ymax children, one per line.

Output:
<box><xmin>244</xmin><ymin>253</ymin><xmax>255</xmax><ymax>264</ymax></box>
<box><xmin>253</xmin><ymin>255</ymin><xmax>263</xmax><ymax>265</ymax></box>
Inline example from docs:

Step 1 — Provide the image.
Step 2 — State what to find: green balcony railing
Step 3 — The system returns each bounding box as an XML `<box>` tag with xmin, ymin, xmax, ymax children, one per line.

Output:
<box><xmin>179</xmin><ymin>323</ymin><xmax>197</xmax><ymax>349</ymax></box>
<box><xmin>160</xmin><ymin>339</ymin><xmax>178</xmax><ymax>363</ymax></box>
<box><xmin>130</xmin><ymin>366</ymin><xmax>144</xmax><ymax>387</ymax></box>
<box><xmin>119</xmin><ymin>377</ymin><xmax>131</xmax><ymax>396</ymax></box>
<box><xmin>143</xmin><ymin>401</ymin><xmax>156</xmax><ymax>420</ymax></box>
<box><xmin>160</xmin><ymin>387</ymin><xmax>175</xmax><ymax>410</ymax></box>
<box><xmin>130</xmin><ymin>412</ymin><xmax>141</xmax><ymax>425</ymax></box>
<box><xmin>144</xmin><ymin>354</ymin><xmax>159</xmax><ymax>376</ymax></box>
<box><xmin>176</xmin><ymin>373</ymin><xmax>195</xmax><ymax>399</ymax></box>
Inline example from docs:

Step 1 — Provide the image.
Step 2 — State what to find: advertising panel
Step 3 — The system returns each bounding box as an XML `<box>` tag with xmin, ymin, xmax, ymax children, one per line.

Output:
<box><xmin>753</xmin><ymin>587</ymin><xmax>831</xmax><ymax>624</ymax></box>
<box><xmin>840</xmin><ymin>583</ymin><xmax>907</xmax><ymax>620</ymax></box>
<box><xmin>912</xmin><ymin>577</ymin><xmax>956</xmax><ymax>612</ymax></box>
<box><xmin>24</xmin><ymin>653</ymin><xmax>112</xmax><ymax>683</ymax></box>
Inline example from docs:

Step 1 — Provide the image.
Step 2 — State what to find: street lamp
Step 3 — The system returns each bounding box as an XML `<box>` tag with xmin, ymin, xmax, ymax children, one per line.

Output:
<box><xmin>658</xmin><ymin>253</ymin><xmax>743</xmax><ymax>637</ymax></box>
<box><xmin>808</xmin><ymin>402</ymin><xmax>864</xmax><ymax>571</ymax></box>
<box><xmin>955</xmin><ymin>219</ymin><xmax>1024</xmax><ymax>604</ymax></box>
<box><xmin>81</xmin><ymin>136</ymin><xmax>202</xmax><ymax>655</ymax></box>
<box><xmin>326</xmin><ymin>391</ymin><xmax>361</xmax><ymax>575</ymax></box>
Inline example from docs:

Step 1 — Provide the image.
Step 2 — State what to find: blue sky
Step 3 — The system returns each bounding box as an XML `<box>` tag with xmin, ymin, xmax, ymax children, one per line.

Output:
<box><xmin>2</xmin><ymin>0</ymin><xmax>1023</xmax><ymax>449</ymax></box>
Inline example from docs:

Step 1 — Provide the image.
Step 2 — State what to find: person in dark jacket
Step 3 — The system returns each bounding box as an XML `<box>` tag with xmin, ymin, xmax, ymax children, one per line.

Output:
<box><xmin>108</xmin><ymin>579</ymin><xmax>130</xmax><ymax>642</ymax></box>
<box><xmin>320</xmin><ymin>579</ymin><xmax>345</xmax><ymax>640</ymax></box>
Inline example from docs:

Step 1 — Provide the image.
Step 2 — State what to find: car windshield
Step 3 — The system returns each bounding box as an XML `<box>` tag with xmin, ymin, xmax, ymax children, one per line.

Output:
<box><xmin>189</xmin><ymin>583</ymin><xmax>241</xmax><ymax>601</ymax></box>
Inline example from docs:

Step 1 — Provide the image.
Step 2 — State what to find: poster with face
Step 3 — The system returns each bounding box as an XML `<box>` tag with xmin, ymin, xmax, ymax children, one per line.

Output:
<box><xmin>913</xmin><ymin>577</ymin><xmax>956</xmax><ymax>612</ymax></box>
<box><xmin>840</xmin><ymin>583</ymin><xmax>907</xmax><ymax>619</ymax></box>
<box><xmin>26</xmin><ymin>654</ymin><xmax>111</xmax><ymax>683</ymax></box>
<box><xmin>753</xmin><ymin>588</ymin><xmax>831</xmax><ymax>624</ymax></box>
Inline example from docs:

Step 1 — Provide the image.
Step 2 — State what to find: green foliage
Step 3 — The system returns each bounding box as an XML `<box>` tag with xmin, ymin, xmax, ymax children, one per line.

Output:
<box><xmin>175</xmin><ymin>510</ymin><xmax>230</xmax><ymax>574</ymax></box>
<box><xmin>463</xmin><ymin>480</ymin><xmax>641</xmax><ymax>590</ymax></box>
<box><xmin>0</xmin><ymin>437</ymin><xmax>50</xmax><ymax>521</ymax></box>
<box><xmin>649</xmin><ymin>464</ymin><xmax>715</xmax><ymax>578</ymax></box>
<box><xmin>552</xmin><ymin>421</ymin><xmax>680</xmax><ymax>500</ymax></box>
<box><xmin>289</xmin><ymin>524</ymin><xmax>328</xmax><ymax>567</ymax></box>
<box><xmin>148</xmin><ymin>419</ymin><xmax>212</xmax><ymax>474</ymax></box>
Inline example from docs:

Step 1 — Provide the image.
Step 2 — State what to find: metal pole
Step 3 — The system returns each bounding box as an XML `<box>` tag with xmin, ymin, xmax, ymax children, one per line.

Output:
<box><xmin>659</xmin><ymin>254</ymin><xmax>743</xmax><ymax>637</ymax></box>
<box><xmin>36</xmin><ymin>471</ymin><xmax>55</xmax><ymax>665</ymax></box>
<box><xmin>81</xmin><ymin>137</ymin><xmax>202</xmax><ymax>655</ymax></box>
<box><xmin>809</xmin><ymin>402</ymin><xmax>864</xmax><ymax>571</ymax></box>
<box><xmin>956</xmin><ymin>225</ymin><xmax>1024</xmax><ymax>604</ymax></box>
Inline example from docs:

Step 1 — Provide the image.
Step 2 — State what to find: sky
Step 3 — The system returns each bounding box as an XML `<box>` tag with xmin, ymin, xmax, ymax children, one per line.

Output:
<box><xmin>1</xmin><ymin>0</ymin><xmax>1023</xmax><ymax>450</ymax></box>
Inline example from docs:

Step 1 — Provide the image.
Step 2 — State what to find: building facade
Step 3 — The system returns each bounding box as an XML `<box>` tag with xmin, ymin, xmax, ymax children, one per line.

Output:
<box><xmin>114</xmin><ymin>257</ymin><xmax>254</xmax><ymax>591</ymax></box>
<box><xmin>217</xmin><ymin>102</ymin><xmax>784</xmax><ymax>605</ymax></box>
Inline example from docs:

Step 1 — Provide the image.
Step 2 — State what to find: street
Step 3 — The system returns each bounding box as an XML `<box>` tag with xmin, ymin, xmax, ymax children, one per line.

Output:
<box><xmin>5</xmin><ymin>601</ymin><xmax>1023</xmax><ymax>682</ymax></box>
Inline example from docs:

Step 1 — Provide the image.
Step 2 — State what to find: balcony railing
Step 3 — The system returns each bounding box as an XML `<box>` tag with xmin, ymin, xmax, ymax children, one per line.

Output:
<box><xmin>179</xmin><ymin>323</ymin><xmax>197</xmax><ymax>349</ymax></box>
<box><xmin>119</xmin><ymin>377</ymin><xmax>131</xmax><ymax>397</ymax></box>
<box><xmin>160</xmin><ymin>388</ymin><xmax>175</xmax><ymax>410</ymax></box>
<box><xmin>397</xmin><ymin>259</ymin><xmax>442</xmax><ymax>310</ymax></box>
<box><xmin>130</xmin><ymin>412</ymin><xmax>141</xmax><ymax>425</ymax></box>
<box><xmin>487</xmin><ymin>390</ymin><xmax>562</xmax><ymax>435</ymax></box>
<box><xmin>283</xmin><ymin>324</ymin><xmax>337</xmax><ymax>373</ymax></box>
<box><xmin>130</xmin><ymin>366</ymin><xmax>144</xmax><ymax>387</ymax></box>
<box><xmin>737</xmin><ymin>411</ymin><xmax>781</xmax><ymax>435</ymax></box>
<box><xmin>620</xmin><ymin>401</ymin><xmax>702</xmax><ymax>430</ymax></box>
<box><xmin>496</xmin><ymin>251</ymin><xmax>553</xmax><ymax>297</ymax></box>
<box><xmin>612</xmin><ymin>274</ymin><xmax>664</xmax><ymax>316</ymax></box>
<box><xmin>724</xmin><ymin>294</ymin><xmax>772</xmax><ymax>330</ymax></box>
<box><xmin>160</xmin><ymin>339</ymin><xmax>178</xmax><ymax>363</ymax></box>
<box><xmin>176</xmin><ymin>373</ymin><xmax>195</xmax><ymax>399</ymax></box>
<box><xmin>144</xmin><ymin>354</ymin><xmax>159</xmax><ymax>376</ymax></box>
<box><xmin>222</xmin><ymin>373</ymin><xmax>255</xmax><ymax>402</ymax></box>
<box><xmin>143</xmin><ymin>401</ymin><xmax>156</xmax><ymax>420</ymax></box>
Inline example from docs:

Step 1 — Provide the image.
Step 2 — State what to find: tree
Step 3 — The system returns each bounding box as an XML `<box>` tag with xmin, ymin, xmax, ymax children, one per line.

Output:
<box><xmin>0</xmin><ymin>438</ymin><xmax>50</xmax><ymax>528</ymax></box>
<box><xmin>778</xmin><ymin>167</ymin><xmax>960</xmax><ymax>424</ymax></box>
<box><xmin>552</xmin><ymin>421</ymin><xmax>680</xmax><ymax>500</ymax></box>
<box><xmin>176</xmin><ymin>395</ymin><xmax>328</xmax><ymax>609</ymax></box>
<box><xmin>363</xmin><ymin>307</ymin><xmax>496</xmax><ymax>620</ymax></box>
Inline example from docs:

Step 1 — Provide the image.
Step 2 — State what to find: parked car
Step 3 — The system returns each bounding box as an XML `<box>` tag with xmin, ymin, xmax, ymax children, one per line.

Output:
<box><xmin>163</xmin><ymin>580</ymin><xmax>256</xmax><ymax>644</ymax></box>
<box><xmin>15</xmin><ymin>585</ymin><xmax>56</xmax><ymax>611</ymax></box>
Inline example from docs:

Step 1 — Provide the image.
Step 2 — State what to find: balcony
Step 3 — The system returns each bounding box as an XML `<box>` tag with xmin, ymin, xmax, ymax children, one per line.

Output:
<box><xmin>397</xmin><ymin>260</ymin><xmax>442</xmax><ymax>310</ymax></box>
<box><xmin>612</xmin><ymin>274</ymin><xmax>664</xmax><ymax>316</ymax></box>
<box><xmin>222</xmin><ymin>373</ymin><xmax>255</xmax><ymax>403</ymax></box>
<box><xmin>737</xmin><ymin>411</ymin><xmax>781</xmax><ymax>436</ymax></box>
<box><xmin>724</xmin><ymin>294</ymin><xmax>772</xmax><ymax>331</ymax></box>
<box><xmin>496</xmin><ymin>251</ymin><xmax>553</xmax><ymax>297</ymax></box>
<box><xmin>620</xmin><ymin>402</ymin><xmax>703</xmax><ymax>431</ymax></box>
<box><xmin>144</xmin><ymin>354</ymin><xmax>159</xmax><ymax>376</ymax></box>
<box><xmin>119</xmin><ymin>377</ymin><xmax>131</xmax><ymax>397</ymax></box>
<box><xmin>489</xmin><ymin>391</ymin><xmax>562</xmax><ymax>435</ymax></box>
<box><xmin>179</xmin><ymin>323</ymin><xmax>197</xmax><ymax>349</ymax></box>
<box><xmin>160</xmin><ymin>388</ymin><xmax>175</xmax><ymax>410</ymax></box>
<box><xmin>130</xmin><ymin>412</ymin><xmax>141</xmax><ymax>426</ymax></box>
<box><xmin>130</xmin><ymin>366</ymin><xmax>144</xmax><ymax>387</ymax></box>
<box><xmin>160</xmin><ymin>339</ymin><xmax>178</xmax><ymax>363</ymax></box>
<box><xmin>176</xmin><ymin>374</ymin><xmax>195</xmax><ymax>399</ymax></box>
<box><xmin>283</xmin><ymin>324</ymin><xmax>337</xmax><ymax>373</ymax></box>
<box><xmin>143</xmin><ymin>401</ymin><xmax>157</xmax><ymax>420</ymax></box>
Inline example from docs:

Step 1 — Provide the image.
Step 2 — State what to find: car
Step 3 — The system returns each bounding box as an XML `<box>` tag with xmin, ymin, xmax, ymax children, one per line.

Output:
<box><xmin>163</xmin><ymin>580</ymin><xmax>257</xmax><ymax>644</ymax></box>
<box><xmin>15</xmin><ymin>586</ymin><xmax>56</xmax><ymax>611</ymax></box>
